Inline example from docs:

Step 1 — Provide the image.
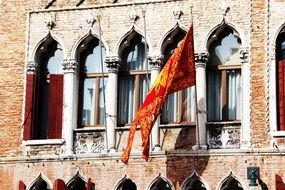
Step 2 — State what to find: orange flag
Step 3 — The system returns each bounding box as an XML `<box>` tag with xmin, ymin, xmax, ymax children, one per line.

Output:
<box><xmin>121</xmin><ymin>23</ymin><xmax>196</xmax><ymax>164</ymax></box>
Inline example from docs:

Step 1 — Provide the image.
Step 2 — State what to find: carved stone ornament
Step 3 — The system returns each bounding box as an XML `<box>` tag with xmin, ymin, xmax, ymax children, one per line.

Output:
<box><xmin>148</xmin><ymin>54</ymin><xmax>163</xmax><ymax>69</ymax></box>
<box><xmin>129</xmin><ymin>8</ymin><xmax>139</xmax><ymax>23</ymax></box>
<box><xmin>74</xmin><ymin>131</ymin><xmax>105</xmax><ymax>154</ymax></box>
<box><xmin>173</xmin><ymin>5</ymin><xmax>182</xmax><ymax>20</ymax></box>
<box><xmin>207</xmin><ymin>125</ymin><xmax>240</xmax><ymax>149</ymax></box>
<box><xmin>46</xmin><ymin>14</ymin><xmax>55</xmax><ymax>30</ymax></box>
<box><xmin>220</xmin><ymin>0</ymin><xmax>230</xmax><ymax>17</ymax></box>
<box><xmin>195</xmin><ymin>52</ymin><xmax>208</xmax><ymax>67</ymax></box>
<box><xmin>239</xmin><ymin>47</ymin><xmax>249</xmax><ymax>63</ymax></box>
<box><xmin>105</xmin><ymin>56</ymin><xmax>120</xmax><ymax>71</ymax></box>
<box><xmin>62</xmin><ymin>59</ymin><xmax>79</xmax><ymax>72</ymax></box>
<box><xmin>86</xmin><ymin>12</ymin><xmax>96</xmax><ymax>27</ymax></box>
<box><xmin>26</xmin><ymin>61</ymin><xmax>38</xmax><ymax>73</ymax></box>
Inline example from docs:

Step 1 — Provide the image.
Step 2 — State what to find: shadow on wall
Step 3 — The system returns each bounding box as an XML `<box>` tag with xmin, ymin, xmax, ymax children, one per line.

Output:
<box><xmin>166</xmin><ymin>155</ymin><xmax>210</xmax><ymax>189</ymax></box>
<box><xmin>173</xmin><ymin>127</ymin><xmax>196</xmax><ymax>150</ymax></box>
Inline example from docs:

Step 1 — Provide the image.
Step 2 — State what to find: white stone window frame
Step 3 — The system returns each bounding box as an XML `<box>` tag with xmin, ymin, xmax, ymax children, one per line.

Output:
<box><xmin>202</xmin><ymin>19</ymin><xmax>250</xmax><ymax>148</ymax></box>
<box><xmin>269</xmin><ymin>23</ymin><xmax>285</xmax><ymax>137</ymax></box>
<box><xmin>23</xmin><ymin>31</ymin><xmax>67</xmax><ymax>145</ymax></box>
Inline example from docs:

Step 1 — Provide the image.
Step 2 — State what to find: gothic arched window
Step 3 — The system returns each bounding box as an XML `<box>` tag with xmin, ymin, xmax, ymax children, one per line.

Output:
<box><xmin>207</xmin><ymin>26</ymin><xmax>241</xmax><ymax>122</ymax></box>
<box><xmin>24</xmin><ymin>37</ymin><xmax>64</xmax><ymax>140</ymax></box>
<box><xmin>118</xmin><ymin>32</ymin><xmax>149</xmax><ymax>126</ymax></box>
<box><xmin>161</xmin><ymin>27</ymin><xmax>196</xmax><ymax>124</ymax></box>
<box><xmin>77</xmin><ymin>37</ymin><xmax>107</xmax><ymax>128</ymax></box>
<box><xmin>276</xmin><ymin>28</ymin><xmax>285</xmax><ymax>131</ymax></box>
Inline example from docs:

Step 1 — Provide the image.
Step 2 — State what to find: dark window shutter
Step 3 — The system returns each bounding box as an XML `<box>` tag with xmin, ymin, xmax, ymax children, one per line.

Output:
<box><xmin>278</xmin><ymin>60</ymin><xmax>285</xmax><ymax>131</ymax></box>
<box><xmin>23</xmin><ymin>74</ymin><xmax>37</xmax><ymax>140</ymax></box>
<box><xmin>53</xmin><ymin>179</ymin><xmax>67</xmax><ymax>190</ymax></box>
<box><xmin>18</xmin><ymin>180</ymin><xmax>26</xmax><ymax>190</ymax></box>
<box><xmin>48</xmin><ymin>74</ymin><xmax>64</xmax><ymax>139</ymax></box>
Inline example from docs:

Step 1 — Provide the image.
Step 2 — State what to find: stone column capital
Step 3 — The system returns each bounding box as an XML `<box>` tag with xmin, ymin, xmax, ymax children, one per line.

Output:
<box><xmin>26</xmin><ymin>61</ymin><xmax>38</xmax><ymax>74</ymax></box>
<box><xmin>62</xmin><ymin>59</ymin><xmax>79</xmax><ymax>74</ymax></box>
<box><xmin>239</xmin><ymin>47</ymin><xmax>249</xmax><ymax>64</ymax></box>
<box><xmin>195</xmin><ymin>52</ymin><xmax>208</xmax><ymax>68</ymax></box>
<box><xmin>105</xmin><ymin>56</ymin><xmax>120</xmax><ymax>73</ymax></box>
<box><xmin>148</xmin><ymin>54</ymin><xmax>163</xmax><ymax>70</ymax></box>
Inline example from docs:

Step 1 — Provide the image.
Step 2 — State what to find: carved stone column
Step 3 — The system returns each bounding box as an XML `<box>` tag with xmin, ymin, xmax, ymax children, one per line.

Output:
<box><xmin>239</xmin><ymin>47</ymin><xmax>250</xmax><ymax>148</ymax></box>
<box><xmin>62</xmin><ymin>59</ymin><xmax>79</xmax><ymax>155</ymax></box>
<box><xmin>105</xmin><ymin>56</ymin><xmax>120</xmax><ymax>152</ymax></box>
<box><xmin>148</xmin><ymin>54</ymin><xmax>163</xmax><ymax>151</ymax></box>
<box><xmin>193</xmin><ymin>52</ymin><xmax>208</xmax><ymax>150</ymax></box>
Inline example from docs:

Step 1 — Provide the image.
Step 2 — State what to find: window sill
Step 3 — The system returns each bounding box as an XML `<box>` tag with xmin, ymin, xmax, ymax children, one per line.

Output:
<box><xmin>23</xmin><ymin>139</ymin><xmax>65</xmax><ymax>146</ymax></box>
<box><xmin>272</xmin><ymin>131</ymin><xmax>285</xmax><ymax>137</ymax></box>
<box><xmin>74</xmin><ymin>127</ymin><xmax>105</xmax><ymax>132</ymax></box>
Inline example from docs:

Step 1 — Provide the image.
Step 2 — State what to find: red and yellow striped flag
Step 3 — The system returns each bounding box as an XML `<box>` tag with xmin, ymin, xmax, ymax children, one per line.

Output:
<box><xmin>121</xmin><ymin>24</ymin><xmax>196</xmax><ymax>164</ymax></box>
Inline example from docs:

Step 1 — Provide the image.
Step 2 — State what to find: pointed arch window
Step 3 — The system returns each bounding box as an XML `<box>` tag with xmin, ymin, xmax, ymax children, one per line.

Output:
<box><xmin>27</xmin><ymin>174</ymin><xmax>52</xmax><ymax>190</ymax></box>
<box><xmin>116</xmin><ymin>179</ymin><xmax>137</xmax><ymax>190</ymax></box>
<box><xmin>276</xmin><ymin>28</ymin><xmax>285</xmax><ymax>131</ymax></box>
<box><xmin>149</xmin><ymin>177</ymin><xmax>172</xmax><ymax>190</ymax></box>
<box><xmin>24</xmin><ymin>39</ymin><xmax>64</xmax><ymax>140</ymax></box>
<box><xmin>67</xmin><ymin>177</ymin><xmax>85</xmax><ymax>190</ymax></box>
<box><xmin>118</xmin><ymin>32</ymin><xmax>149</xmax><ymax>126</ymax></box>
<box><xmin>161</xmin><ymin>28</ymin><xmax>196</xmax><ymax>124</ymax></box>
<box><xmin>220</xmin><ymin>176</ymin><xmax>243</xmax><ymax>190</ymax></box>
<box><xmin>77</xmin><ymin>37</ymin><xmax>107</xmax><ymax>128</ymax></box>
<box><xmin>207</xmin><ymin>26</ymin><xmax>241</xmax><ymax>122</ymax></box>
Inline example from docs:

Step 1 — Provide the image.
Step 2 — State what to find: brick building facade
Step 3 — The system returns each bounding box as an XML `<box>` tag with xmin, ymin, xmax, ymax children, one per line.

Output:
<box><xmin>1</xmin><ymin>0</ymin><xmax>285</xmax><ymax>189</ymax></box>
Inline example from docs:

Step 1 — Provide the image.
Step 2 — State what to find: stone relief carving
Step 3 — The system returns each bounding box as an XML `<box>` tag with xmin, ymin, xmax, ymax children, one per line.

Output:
<box><xmin>74</xmin><ymin>131</ymin><xmax>105</xmax><ymax>154</ymax></box>
<box><xmin>208</xmin><ymin>126</ymin><xmax>240</xmax><ymax>149</ymax></box>
<box><xmin>129</xmin><ymin>8</ymin><xmax>139</xmax><ymax>23</ymax></box>
<box><xmin>173</xmin><ymin>6</ymin><xmax>182</xmax><ymax>20</ymax></box>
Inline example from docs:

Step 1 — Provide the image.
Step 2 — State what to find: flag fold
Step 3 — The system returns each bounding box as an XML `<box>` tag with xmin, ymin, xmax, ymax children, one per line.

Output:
<box><xmin>121</xmin><ymin>24</ymin><xmax>196</xmax><ymax>164</ymax></box>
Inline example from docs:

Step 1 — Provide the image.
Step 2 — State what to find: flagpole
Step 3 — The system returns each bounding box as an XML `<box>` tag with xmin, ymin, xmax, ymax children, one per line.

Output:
<box><xmin>191</xmin><ymin>7</ymin><xmax>201</xmax><ymax>150</ymax></box>
<box><xmin>142</xmin><ymin>7</ymin><xmax>150</xmax><ymax>90</ymax></box>
<box><xmin>97</xmin><ymin>14</ymin><xmax>109</xmax><ymax>152</ymax></box>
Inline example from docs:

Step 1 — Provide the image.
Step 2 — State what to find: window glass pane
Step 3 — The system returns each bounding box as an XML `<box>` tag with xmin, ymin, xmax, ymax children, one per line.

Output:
<box><xmin>139</xmin><ymin>75</ymin><xmax>149</xmax><ymax>105</ymax></box>
<box><xmin>118</xmin><ymin>76</ymin><xmax>135</xmax><ymax>125</ymax></box>
<box><xmin>81</xmin><ymin>78</ymin><xmax>96</xmax><ymax>126</ymax></box>
<box><xmin>209</xmin><ymin>30</ymin><xmax>241</xmax><ymax>67</ymax></box>
<box><xmin>161</xmin><ymin>92</ymin><xmax>178</xmax><ymax>123</ymax></box>
<box><xmin>47</xmin><ymin>48</ymin><xmax>64</xmax><ymax>74</ymax></box>
<box><xmin>227</xmin><ymin>70</ymin><xmax>241</xmax><ymax>120</ymax></box>
<box><xmin>121</xmin><ymin>35</ymin><xmax>148</xmax><ymax>71</ymax></box>
<box><xmin>207</xmin><ymin>70</ymin><xmax>221</xmax><ymax>121</ymax></box>
<box><xmin>99</xmin><ymin>77</ymin><xmax>108</xmax><ymax>125</ymax></box>
<box><xmin>182</xmin><ymin>86</ymin><xmax>196</xmax><ymax>122</ymax></box>
<box><xmin>85</xmin><ymin>45</ymin><xmax>107</xmax><ymax>73</ymax></box>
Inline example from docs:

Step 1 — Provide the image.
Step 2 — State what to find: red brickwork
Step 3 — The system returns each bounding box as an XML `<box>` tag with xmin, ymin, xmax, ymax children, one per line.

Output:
<box><xmin>250</xmin><ymin>1</ymin><xmax>270</xmax><ymax>147</ymax></box>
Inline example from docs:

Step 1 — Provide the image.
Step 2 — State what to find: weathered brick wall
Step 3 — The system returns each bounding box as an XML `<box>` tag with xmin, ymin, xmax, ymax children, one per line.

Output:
<box><xmin>250</xmin><ymin>1</ymin><xmax>270</xmax><ymax>148</ymax></box>
<box><xmin>0</xmin><ymin>154</ymin><xmax>284</xmax><ymax>190</ymax></box>
<box><xmin>4</xmin><ymin>0</ymin><xmax>285</xmax><ymax>190</ymax></box>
